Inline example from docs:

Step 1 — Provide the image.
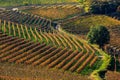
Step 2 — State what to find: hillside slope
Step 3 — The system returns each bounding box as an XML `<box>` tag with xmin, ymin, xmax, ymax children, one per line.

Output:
<box><xmin>0</xmin><ymin>0</ymin><xmax>78</xmax><ymax>7</ymax></box>
<box><xmin>0</xmin><ymin>9</ymin><xmax>111</xmax><ymax>80</ymax></box>
<box><xmin>62</xmin><ymin>15</ymin><xmax>120</xmax><ymax>34</ymax></box>
<box><xmin>61</xmin><ymin>15</ymin><xmax>120</xmax><ymax>47</ymax></box>
<box><xmin>23</xmin><ymin>5</ymin><xmax>81</xmax><ymax>20</ymax></box>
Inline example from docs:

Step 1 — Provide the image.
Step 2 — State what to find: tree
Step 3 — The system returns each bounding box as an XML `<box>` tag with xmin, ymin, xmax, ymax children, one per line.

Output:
<box><xmin>87</xmin><ymin>25</ymin><xmax>110</xmax><ymax>48</ymax></box>
<box><xmin>78</xmin><ymin>0</ymin><xmax>119</xmax><ymax>14</ymax></box>
<box><xmin>91</xmin><ymin>1</ymin><xmax>118</xmax><ymax>14</ymax></box>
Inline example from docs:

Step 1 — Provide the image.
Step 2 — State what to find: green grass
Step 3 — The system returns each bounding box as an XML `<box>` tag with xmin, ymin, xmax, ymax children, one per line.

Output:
<box><xmin>0</xmin><ymin>0</ymin><xmax>78</xmax><ymax>7</ymax></box>
<box><xmin>90</xmin><ymin>45</ymin><xmax>111</xmax><ymax>80</ymax></box>
<box><xmin>80</xmin><ymin>59</ymin><xmax>103</xmax><ymax>75</ymax></box>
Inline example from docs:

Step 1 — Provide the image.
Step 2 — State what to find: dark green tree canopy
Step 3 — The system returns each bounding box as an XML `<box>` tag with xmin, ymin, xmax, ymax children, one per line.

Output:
<box><xmin>77</xmin><ymin>0</ymin><xmax>119</xmax><ymax>14</ymax></box>
<box><xmin>87</xmin><ymin>25</ymin><xmax>110</xmax><ymax>47</ymax></box>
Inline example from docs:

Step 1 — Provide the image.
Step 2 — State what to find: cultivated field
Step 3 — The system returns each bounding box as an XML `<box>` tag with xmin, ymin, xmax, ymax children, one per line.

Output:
<box><xmin>0</xmin><ymin>2</ymin><xmax>115</xmax><ymax>80</ymax></box>
<box><xmin>0</xmin><ymin>10</ymin><xmax>56</xmax><ymax>31</ymax></box>
<box><xmin>22</xmin><ymin>6</ymin><xmax>120</xmax><ymax>48</ymax></box>
<box><xmin>0</xmin><ymin>7</ymin><xmax>105</xmax><ymax>79</ymax></box>
<box><xmin>0</xmin><ymin>19</ymin><xmax>101</xmax><ymax>74</ymax></box>
<box><xmin>0</xmin><ymin>20</ymin><xmax>102</xmax><ymax>80</ymax></box>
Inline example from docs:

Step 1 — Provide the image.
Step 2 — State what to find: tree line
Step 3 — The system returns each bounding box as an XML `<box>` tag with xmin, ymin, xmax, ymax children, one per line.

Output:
<box><xmin>78</xmin><ymin>0</ymin><xmax>120</xmax><ymax>14</ymax></box>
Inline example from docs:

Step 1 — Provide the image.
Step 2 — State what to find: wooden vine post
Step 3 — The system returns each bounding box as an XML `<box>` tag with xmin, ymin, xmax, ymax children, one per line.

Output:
<box><xmin>25</xmin><ymin>25</ymin><xmax>31</xmax><ymax>40</ymax></box>
<box><xmin>3</xmin><ymin>20</ymin><xmax>6</xmax><ymax>33</ymax></box>
<box><xmin>8</xmin><ymin>21</ymin><xmax>11</xmax><ymax>35</ymax></box>
<box><xmin>17</xmin><ymin>24</ymin><xmax>21</xmax><ymax>37</ymax></box>
<box><xmin>12</xmin><ymin>22</ymin><xmax>16</xmax><ymax>36</ymax></box>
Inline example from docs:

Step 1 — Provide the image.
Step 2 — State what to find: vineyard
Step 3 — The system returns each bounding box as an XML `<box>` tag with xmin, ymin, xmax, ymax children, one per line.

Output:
<box><xmin>0</xmin><ymin>1</ymin><xmax>118</xmax><ymax>80</ymax></box>
<box><xmin>0</xmin><ymin>10</ymin><xmax>102</xmax><ymax>75</ymax></box>
<box><xmin>0</xmin><ymin>29</ymin><xmax>99</xmax><ymax>74</ymax></box>
<box><xmin>0</xmin><ymin>18</ymin><xmax>92</xmax><ymax>51</ymax></box>
<box><xmin>0</xmin><ymin>5</ymin><xmax>111</xmax><ymax>79</ymax></box>
<box><xmin>0</xmin><ymin>10</ymin><xmax>58</xmax><ymax>32</ymax></box>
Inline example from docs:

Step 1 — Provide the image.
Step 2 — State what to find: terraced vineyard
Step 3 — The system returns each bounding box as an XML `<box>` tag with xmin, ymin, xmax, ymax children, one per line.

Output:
<box><xmin>0</xmin><ymin>0</ymin><xmax>118</xmax><ymax>80</ymax></box>
<box><xmin>0</xmin><ymin>10</ymin><xmax>57</xmax><ymax>32</ymax></box>
<box><xmin>0</xmin><ymin>19</ymin><xmax>94</xmax><ymax>52</ymax></box>
<box><xmin>0</xmin><ymin>8</ymin><xmax>108</xmax><ymax>80</ymax></box>
<box><xmin>0</xmin><ymin>32</ymin><xmax>99</xmax><ymax>73</ymax></box>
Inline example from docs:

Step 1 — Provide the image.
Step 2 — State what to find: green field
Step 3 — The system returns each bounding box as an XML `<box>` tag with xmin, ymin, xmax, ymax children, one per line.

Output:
<box><xmin>0</xmin><ymin>0</ymin><xmax>78</xmax><ymax>7</ymax></box>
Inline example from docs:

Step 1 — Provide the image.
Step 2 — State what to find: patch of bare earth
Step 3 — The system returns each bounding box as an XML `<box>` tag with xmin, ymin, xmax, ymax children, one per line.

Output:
<box><xmin>105</xmin><ymin>71</ymin><xmax>120</xmax><ymax>80</ymax></box>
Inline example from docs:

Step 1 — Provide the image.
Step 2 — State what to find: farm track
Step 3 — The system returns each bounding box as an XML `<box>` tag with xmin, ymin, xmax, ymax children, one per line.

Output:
<box><xmin>0</xmin><ymin>32</ymin><xmax>98</xmax><ymax>73</ymax></box>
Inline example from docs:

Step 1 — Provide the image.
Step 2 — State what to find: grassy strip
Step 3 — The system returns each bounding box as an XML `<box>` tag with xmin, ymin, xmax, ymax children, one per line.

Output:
<box><xmin>90</xmin><ymin>45</ymin><xmax>111</xmax><ymax>80</ymax></box>
<box><xmin>0</xmin><ymin>0</ymin><xmax>78</xmax><ymax>7</ymax></box>
<box><xmin>80</xmin><ymin>58</ymin><xmax>103</xmax><ymax>75</ymax></box>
